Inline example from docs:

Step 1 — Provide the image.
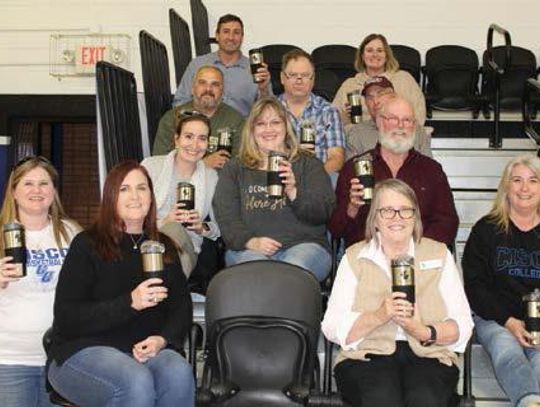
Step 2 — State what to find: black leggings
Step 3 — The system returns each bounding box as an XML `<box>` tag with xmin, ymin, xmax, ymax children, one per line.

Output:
<box><xmin>334</xmin><ymin>341</ymin><xmax>459</xmax><ymax>407</ymax></box>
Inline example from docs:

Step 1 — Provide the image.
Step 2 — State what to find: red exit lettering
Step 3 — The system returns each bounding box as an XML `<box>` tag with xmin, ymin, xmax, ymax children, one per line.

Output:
<box><xmin>80</xmin><ymin>46</ymin><xmax>107</xmax><ymax>65</ymax></box>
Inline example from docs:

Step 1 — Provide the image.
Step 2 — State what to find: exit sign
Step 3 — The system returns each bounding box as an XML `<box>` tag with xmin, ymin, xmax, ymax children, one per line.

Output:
<box><xmin>76</xmin><ymin>45</ymin><xmax>111</xmax><ymax>74</ymax></box>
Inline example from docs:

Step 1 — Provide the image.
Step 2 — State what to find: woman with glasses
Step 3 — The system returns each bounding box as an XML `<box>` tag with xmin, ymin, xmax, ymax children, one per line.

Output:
<box><xmin>213</xmin><ymin>96</ymin><xmax>335</xmax><ymax>282</ymax></box>
<box><xmin>0</xmin><ymin>156</ymin><xmax>80</xmax><ymax>407</ymax></box>
<box><xmin>463</xmin><ymin>154</ymin><xmax>540</xmax><ymax>407</ymax></box>
<box><xmin>323</xmin><ymin>179</ymin><xmax>472</xmax><ymax>407</ymax></box>
<box><xmin>47</xmin><ymin>161</ymin><xmax>194</xmax><ymax>407</ymax></box>
<box><xmin>332</xmin><ymin>33</ymin><xmax>426</xmax><ymax>126</ymax></box>
<box><xmin>142</xmin><ymin>113</ymin><xmax>220</xmax><ymax>292</ymax></box>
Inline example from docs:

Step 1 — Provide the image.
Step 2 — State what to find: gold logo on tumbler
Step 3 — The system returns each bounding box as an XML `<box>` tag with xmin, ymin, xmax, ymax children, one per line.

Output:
<box><xmin>250</xmin><ymin>53</ymin><xmax>262</xmax><ymax>64</ymax></box>
<box><xmin>177</xmin><ymin>186</ymin><xmax>194</xmax><ymax>201</ymax></box>
<box><xmin>392</xmin><ymin>265</ymin><xmax>414</xmax><ymax>286</ymax></box>
<box><xmin>4</xmin><ymin>230</ymin><xmax>23</xmax><ymax>248</ymax></box>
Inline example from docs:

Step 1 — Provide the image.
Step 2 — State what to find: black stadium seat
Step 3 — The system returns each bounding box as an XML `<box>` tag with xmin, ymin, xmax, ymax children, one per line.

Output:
<box><xmin>311</xmin><ymin>44</ymin><xmax>357</xmax><ymax>86</ymax></box>
<box><xmin>313</xmin><ymin>68</ymin><xmax>342</xmax><ymax>102</ymax></box>
<box><xmin>390</xmin><ymin>44</ymin><xmax>422</xmax><ymax>83</ymax></box>
<box><xmin>481</xmin><ymin>45</ymin><xmax>538</xmax><ymax>114</ymax></box>
<box><xmin>260</xmin><ymin>44</ymin><xmax>301</xmax><ymax>95</ymax></box>
<box><xmin>197</xmin><ymin>260</ymin><xmax>322</xmax><ymax>406</ymax></box>
<box><xmin>423</xmin><ymin>45</ymin><xmax>481</xmax><ymax>118</ymax></box>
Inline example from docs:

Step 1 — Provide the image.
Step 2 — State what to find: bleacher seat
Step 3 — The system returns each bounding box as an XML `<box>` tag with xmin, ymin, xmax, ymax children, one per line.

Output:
<box><xmin>481</xmin><ymin>45</ymin><xmax>538</xmax><ymax>115</ymax></box>
<box><xmin>311</xmin><ymin>44</ymin><xmax>357</xmax><ymax>87</ymax></box>
<box><xmin>390</xmin><ymin>44</ymin><xmax>422</xmax><ymax>83</ymax></box>
<box><xmin>423</xmin><ymin>45</ymin><xmax>481</xmax><ymax>119</ymax></box>
<box><xmin>197</xmin><ymin>260</ymin><xmax>322</xmax><ymax>406</ymax></box>
<box><xmin>260</xmin><ymin>44</ymin><xmax>301</xmax><ymax>95</ymax></box>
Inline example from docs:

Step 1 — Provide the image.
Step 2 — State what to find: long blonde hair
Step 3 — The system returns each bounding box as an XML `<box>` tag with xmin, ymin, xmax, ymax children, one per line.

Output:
<box><xmin>238</xmin><ymin>97</ymin><xmax>301</xmax><ymax>169</ymax></box>
<box><xmin>0</xmin><ymin>157</ymin><xmax>77</xmax><ymax>254</ymax></box>
<box><xmin>365</xmin><ymin>179</ymin><xmax>423</xmax><ymax>245</ymax></box>
<box><xmin>487</xmin><ymin>154</ymin><xmax>540</xmax><ymax>234</ymax></box>
<box><xmin>354</xmin><ymin>33</ymin><xmax>399</xmax><ymax>74</ymax></box>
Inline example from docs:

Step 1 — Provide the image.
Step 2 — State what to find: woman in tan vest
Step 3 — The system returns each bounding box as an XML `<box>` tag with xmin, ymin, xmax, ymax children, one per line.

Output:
<box><xmin>322</xmin><ymin>179</ymin><xmax>472</xmax><ymax>406</ymax></box>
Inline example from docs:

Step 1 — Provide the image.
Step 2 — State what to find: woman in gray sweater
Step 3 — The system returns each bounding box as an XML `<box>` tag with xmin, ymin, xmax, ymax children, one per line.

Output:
<box><xmin>213</xmin><ymin>97</ymin><xmax>335</xmax><ymax>281</ymax></box>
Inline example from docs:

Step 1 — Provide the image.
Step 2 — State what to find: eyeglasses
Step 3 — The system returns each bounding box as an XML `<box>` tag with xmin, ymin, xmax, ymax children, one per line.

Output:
<box><xmin>380</xmin><ymin>115</ymin><xmax>415</xmax><ymax>128</ymax></box>
<box><xmin>254</xmin><ymin>119</ymin><xmax>284</xmax><ymax>130</ymax></box>
<box><xmin>179</xmin><ymin>109</ymin><xmax>207</xmax><ymax>119</ymax></box>
<box><xmin>13</xmin><ymin>155</ymin><xmax>51</xmax><ymax>170</ymax></box>
<box><xmin>283</xmin><ymin>72</ymin><xmax>314</xmax><ymax>81</ymax></box>
<box><xmin>377</xmin><ymin>207</ymin><xmax>416</xmax><ymax>220</ymax></box>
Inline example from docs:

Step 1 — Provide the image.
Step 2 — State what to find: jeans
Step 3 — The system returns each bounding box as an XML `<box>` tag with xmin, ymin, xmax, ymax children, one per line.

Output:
<box><xmin>0</xmin><ymin>364</ymin><xmax>53</xmax><ymax>407</ymax></box>
<box><xmin>226</xmin><ymin>242</ymin><xmax>331</xmax><ymax>282</ymax></box>
<box><xmin>48</xmin><ymin>346</ymin><xmax>195</xmax><ymax>407</ymax></box>
<box><xmin>474</xmin><ymin>315</ymin><xmax>540</xmax><ymax>407</ymax></box>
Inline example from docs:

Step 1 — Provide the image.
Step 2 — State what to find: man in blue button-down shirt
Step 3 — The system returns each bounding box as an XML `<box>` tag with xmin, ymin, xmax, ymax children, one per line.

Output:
<box><xmin>173</xmin><ymin>14</ymin><xmax>272</xmax><ymax>117</ymax></box>
<box><xmin>278</xmin><ymin>49</ymin><xmax>345</xmax><ymax>175</ymax></box>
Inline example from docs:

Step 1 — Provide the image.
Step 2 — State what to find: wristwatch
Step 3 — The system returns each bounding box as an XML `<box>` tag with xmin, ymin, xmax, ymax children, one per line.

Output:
<box><xmin>421</xmin><ymin>325</ymin><xmax>437</xmax><ymax>347</ymax></box>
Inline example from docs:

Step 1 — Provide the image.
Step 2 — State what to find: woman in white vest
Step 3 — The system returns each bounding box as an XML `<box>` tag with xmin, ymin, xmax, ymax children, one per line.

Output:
<box><xmin>0</xmin><ymin>156</ymin><xmax>79</xmax><ymax>407</ymax></box>
<box><xmin>322</xmin><ymin>178</ymin><xmax>473</xmax><ymax>406</ymax></box>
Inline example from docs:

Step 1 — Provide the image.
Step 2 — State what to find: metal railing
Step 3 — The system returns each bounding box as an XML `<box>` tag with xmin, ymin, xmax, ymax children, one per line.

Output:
<box><xmin>486</xmin><ymin>23</ymin><xmax>512</xmax><ymax>149</ymax></box>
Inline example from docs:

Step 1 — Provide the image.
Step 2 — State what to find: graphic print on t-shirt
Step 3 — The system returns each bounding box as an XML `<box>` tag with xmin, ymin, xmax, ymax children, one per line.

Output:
<box><xmin>27</xmin><ymin>247</ymin><xmax>69</xmax><ymax>289</ymax></box>
<box><xmin>243</xmin><ymin>183</ymin><xmax>287</xmax><ymax>212</ymax></box>
<box><xmin>496</xmin><ymin>247</ymin><xmax>540</xmax><ymax>279</ymax></box>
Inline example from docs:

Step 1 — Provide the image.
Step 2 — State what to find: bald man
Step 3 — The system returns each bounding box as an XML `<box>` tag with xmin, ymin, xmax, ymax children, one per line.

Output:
<box><xmin>153</xmin><ymin>65</ymin><xmax>244</xmax><ymax>169</ymax></box>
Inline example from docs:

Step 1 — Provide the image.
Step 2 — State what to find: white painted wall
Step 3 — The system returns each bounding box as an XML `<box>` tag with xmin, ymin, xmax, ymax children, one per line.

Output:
<box><xmin>0</xmin><ymin>0</ymin><xmax>539</xmax><ymax>95</ymax></box>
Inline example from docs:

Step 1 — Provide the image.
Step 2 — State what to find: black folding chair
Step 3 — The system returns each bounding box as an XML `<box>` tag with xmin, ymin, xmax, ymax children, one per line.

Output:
<box><xmin>261</xmin><ymin>44</ymin><xmax>302</xmax><ymax>95</ymax></box>
<box><xmin>311</xmin><ymin>45</ymin><xmax>357</xmax><ymax>86</ymax></box>
<box><xmin>197</xmin><ymin>260</ymin><xmax>323</xmax><ymax>406</ymax></box>
<box><xmin>313</xmin><ymin>68</ymin><xmax>342</xmax><ymax>102</ymax></box>
<box><xmin>96</xmin><ymin>61</ymin><xmax>143</xmax><ymax>171</ymax></box>
<box><xmin>423</xmin><ymin>45</ymin><xmax>481</xmax><ymax>118</ymax></box>
<box><xmin>169</xmin><ymin>8</ymin><xmax>193</xmax><ymax>87</ymax></box>
<box><xmin>390</xmin><ymin>44</ymin><xmax>422</xmax><ymax>83</ymax></box>
<box><xmin>481</xmin><ymin>45</ymin><xmax>538</xmax><ymax>116</ymax></box>
<box><xmin>139</xmin><ymin>30</ymin><xmax>172</xmax><ymax>148</ymax></box>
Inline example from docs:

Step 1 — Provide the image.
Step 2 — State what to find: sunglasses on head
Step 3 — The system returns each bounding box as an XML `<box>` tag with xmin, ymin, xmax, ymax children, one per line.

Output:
<box><xmin>13</xmin><ymin>155</ymin><xmax>52</xmax><ymax>171</ymax></box>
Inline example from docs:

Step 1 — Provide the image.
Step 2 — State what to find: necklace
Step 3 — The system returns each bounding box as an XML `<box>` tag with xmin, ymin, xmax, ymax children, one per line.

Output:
<box><xmin>129</xmin><ymin>233</ymin><xmax>145</xmax><ymax>250</ymax></box>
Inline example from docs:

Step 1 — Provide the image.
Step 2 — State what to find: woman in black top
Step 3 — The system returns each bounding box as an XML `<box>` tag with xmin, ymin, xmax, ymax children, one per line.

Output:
<box><xmin>47</xmin><ymin>161</ymin><xmax>194</xmax><ymax>407</ymax></box>
<box><xmin>463</xmin><ymin>154</ymin><xmax>540</xmax><ymax>406</ymax></box>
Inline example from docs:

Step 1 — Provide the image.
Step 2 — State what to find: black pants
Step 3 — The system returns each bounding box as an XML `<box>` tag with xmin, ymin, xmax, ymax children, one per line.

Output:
<box><xmin>187</xmin><ymin>237</ymin><xmax>224</xmax><ymax>294</ymax></box>
<box><xmin>335</xmin><ymin>341</ymin><xmax>459</xmax><ymax>407</ymax></box>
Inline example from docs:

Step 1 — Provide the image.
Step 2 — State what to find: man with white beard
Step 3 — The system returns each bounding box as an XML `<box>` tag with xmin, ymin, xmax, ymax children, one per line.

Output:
<box><xmin>329</xmin><ymin>96</ymin><xmax>458</xmax><ymax>248</ymax></box>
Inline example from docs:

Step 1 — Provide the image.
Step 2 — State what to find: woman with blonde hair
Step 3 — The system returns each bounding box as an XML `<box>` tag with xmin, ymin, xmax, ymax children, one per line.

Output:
<box><xmin>332</xmin><ymin>33</ymin><xmax>426</xmax><ymax>126</ymax></box>
<box><xmin>0</xmin><ymin>156</ymin><xmax>79</xmax><ymax>407</ymax></box>
<box><xmin>463</xmin><ymin>154</ymin><xmax>540</xmax><ymax>407</ymax></box>
<box><xmin>323</xmin><ymin>179</ymin><xmax>472</xmax><ymax>406</ymax></box>
<box><xmin>213</xmin><ymin>96</ymin><xmax>335</xmax><ymax>281</ymax></box>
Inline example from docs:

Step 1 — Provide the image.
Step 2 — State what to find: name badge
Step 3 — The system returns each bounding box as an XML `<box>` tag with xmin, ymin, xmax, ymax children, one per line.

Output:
<box><xmin>420</xmin><ymin>259</ymin><xmax>443</xmax><ymax>270</ymax></box>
